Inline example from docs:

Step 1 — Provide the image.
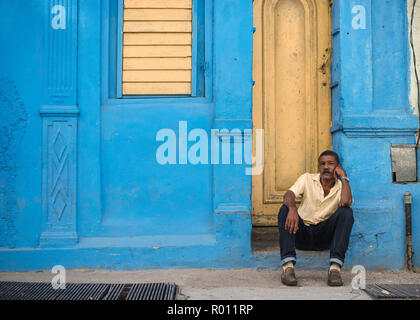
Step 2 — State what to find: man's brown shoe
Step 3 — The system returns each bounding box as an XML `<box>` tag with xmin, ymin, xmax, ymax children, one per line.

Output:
<box><xmin>328</xmin><ymin>269</ymin><xmax>343</xmax><ymax>287</ymax></box>
<box><xmin>281</xmin><ymin>267</ymin><xmax>298</xmax><ymax>286</ymax></box>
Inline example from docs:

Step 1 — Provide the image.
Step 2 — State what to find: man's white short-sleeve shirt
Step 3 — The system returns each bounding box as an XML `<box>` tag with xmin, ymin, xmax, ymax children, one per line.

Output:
<box><xmin>289</xmin><ymin>173</ymin><xmax>350</xmax><ymax>226</ymax></box>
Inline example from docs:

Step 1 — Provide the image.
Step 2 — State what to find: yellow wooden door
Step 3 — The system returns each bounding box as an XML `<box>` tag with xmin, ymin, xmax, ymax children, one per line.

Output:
<box><xmin>252</xmin><ymin>0</ymin><xmax>333</xmax><ymax>226</ymax></box>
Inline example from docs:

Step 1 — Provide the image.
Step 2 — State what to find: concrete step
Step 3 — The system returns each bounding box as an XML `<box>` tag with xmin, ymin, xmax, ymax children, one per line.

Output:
<box><xmin>251</xmin><ymin>227</ymin><xmax>279</xmax><ymax>253</ymax></box>
<box><xmin>251</xmin><ymin>227</ymin><xmax>331</xmax><ymax>269</ymax></box>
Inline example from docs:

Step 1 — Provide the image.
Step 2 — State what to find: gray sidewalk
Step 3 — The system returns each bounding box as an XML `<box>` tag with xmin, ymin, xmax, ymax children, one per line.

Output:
<box><xmin>1</xmin><ymin>268</ymin><xmax>419</xmax><ymax>300</ymax></box>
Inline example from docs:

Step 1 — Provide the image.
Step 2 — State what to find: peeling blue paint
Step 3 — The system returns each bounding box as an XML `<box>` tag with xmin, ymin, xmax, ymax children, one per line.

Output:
<box><xmin>0</xmin><ymin>78</ymin><xmax>28</xmax><ymax>248</ymax></box>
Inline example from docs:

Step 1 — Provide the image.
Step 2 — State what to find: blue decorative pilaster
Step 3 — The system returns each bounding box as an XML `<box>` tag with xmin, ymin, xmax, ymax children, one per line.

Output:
<box><xmin>330</xmin><ymin>0</ymin><xmax>418</xmax><ymax>269</ymax></box>
<box><xmin>39</xmin><ymin>0</ymin><xmax>79</xmax><ymax>247</ymax></box>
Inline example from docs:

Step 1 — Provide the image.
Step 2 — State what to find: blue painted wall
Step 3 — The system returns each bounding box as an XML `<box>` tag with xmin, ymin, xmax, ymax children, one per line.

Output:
<box><xmin>0</xmin><ymin>0</ymin><xmax>419</xmax><ymax>271</ymax></box>
<box><xmin>331</xmin><ymin>0</ymin><xmax>420</xmax><ymax>270</ymax></box>
<box><xmin>0</xmin><ymin>1</ymin><xmax>43</xmax><ymax>249</ymax></box>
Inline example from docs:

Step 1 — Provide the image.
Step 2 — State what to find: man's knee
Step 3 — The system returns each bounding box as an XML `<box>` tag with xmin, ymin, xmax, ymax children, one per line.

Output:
<box><xmin>338</xmin><ymin>207</ymin><xmax>354</xmax><ymax>223</ymax></box>
<box><xmin>278</xmin><ymin>204</ymin><xmax>289</xmax><ymax>226</ymax></box>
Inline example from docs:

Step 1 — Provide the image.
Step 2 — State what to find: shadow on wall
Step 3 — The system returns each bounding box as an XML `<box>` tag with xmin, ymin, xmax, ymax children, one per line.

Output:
<box><xmin>0</xmin><ymin>78</ymin><xmax>27</xmax><ymax>248</ymax></box>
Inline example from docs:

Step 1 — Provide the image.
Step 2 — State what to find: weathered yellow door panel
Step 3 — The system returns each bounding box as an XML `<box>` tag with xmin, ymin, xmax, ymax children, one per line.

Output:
<box><xmin>252</xmin><ymin>0</ymin><xmax>332</xmax><ymax>226</ymax></box>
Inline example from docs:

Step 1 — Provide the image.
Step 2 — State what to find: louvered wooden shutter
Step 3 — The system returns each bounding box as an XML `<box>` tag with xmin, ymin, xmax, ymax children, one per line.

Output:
<box><xmin>122</xmin><ymin>0</ymin><xmax>192</xmax><ymax>95</ymax></box>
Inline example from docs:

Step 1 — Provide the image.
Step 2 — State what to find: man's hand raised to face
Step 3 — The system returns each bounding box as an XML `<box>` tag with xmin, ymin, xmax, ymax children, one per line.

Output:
<box><xmin>285</xmin><ymin>206</ymin><xmax>299</xmax><ymax>234</ymax></box>
<box><xmin>333</xmin><ymin>164</ymin><xmax>347</xmax><ymax>180</ymax></box>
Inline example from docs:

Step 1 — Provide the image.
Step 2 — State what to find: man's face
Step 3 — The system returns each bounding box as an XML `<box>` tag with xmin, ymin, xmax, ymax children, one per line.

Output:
<box><xmin>318</xmin><ymin>155</ymin><xmax>338</xmax><ymax>179</ymax></box>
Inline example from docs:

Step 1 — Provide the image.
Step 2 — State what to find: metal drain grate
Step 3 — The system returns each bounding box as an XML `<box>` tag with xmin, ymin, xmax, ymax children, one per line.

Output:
<box><xmin>126</xmin><ymin>282</ymin><xmax>176</xmax><ymax>300</ymax></box>
<box><xmin>363</xmin><ymin>284</ymin><xmax>420</xmax><ymax>299</ymax></box>
<box><xmin>0</xmin><ymin>282</ymin><xmax>176</xmax><ymax>300</ymax></box>
<box><xmin>102</xmin><ymin>283</ymin><xmax>126</xmax><ymax>300</ymax></box>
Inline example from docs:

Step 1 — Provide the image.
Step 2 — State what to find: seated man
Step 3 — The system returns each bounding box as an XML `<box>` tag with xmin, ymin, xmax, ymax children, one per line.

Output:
<box><xmin>278</xmin><ymin>150</ymin><xmax>354</xmax><ymax>287</ymax></box>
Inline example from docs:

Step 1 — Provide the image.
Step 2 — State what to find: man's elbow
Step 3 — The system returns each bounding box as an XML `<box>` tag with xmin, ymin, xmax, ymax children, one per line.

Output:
<box><xmin>340</xmin><ymin>199</ymin><xmax>353</xmax><ymax>207</ymax></box>
<box><xmin>284</xmin><ymin>190</ymin><xmax>293</xmax><ymax>202</ymax></box>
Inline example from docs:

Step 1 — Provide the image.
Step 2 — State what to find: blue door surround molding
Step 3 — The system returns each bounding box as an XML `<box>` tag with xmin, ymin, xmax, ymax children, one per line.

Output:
<box><xmin>0</xmin><ymin>0</ymin><xmax>419</xmax><ymax>271</ymax></box>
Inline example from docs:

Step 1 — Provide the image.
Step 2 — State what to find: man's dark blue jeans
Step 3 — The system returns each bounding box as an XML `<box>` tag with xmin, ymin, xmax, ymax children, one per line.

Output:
<box><xmin>278</xmin><ymin>204</ymin><xmax>354</xmax><ymax>267</ymax></box>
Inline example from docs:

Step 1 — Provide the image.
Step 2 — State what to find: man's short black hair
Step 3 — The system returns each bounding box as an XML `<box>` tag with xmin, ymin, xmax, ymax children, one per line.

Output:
<box><xmin>318</xmin><ymin>150</ymin><xmax>340</xmax><ymax>164</ymax></box>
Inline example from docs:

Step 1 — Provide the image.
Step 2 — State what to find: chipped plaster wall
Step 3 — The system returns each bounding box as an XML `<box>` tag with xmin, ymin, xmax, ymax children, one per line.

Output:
<box><xmin>0</xmin><ymin>79</ymin><xmax>28</xmax><ymax>247</ymax></box>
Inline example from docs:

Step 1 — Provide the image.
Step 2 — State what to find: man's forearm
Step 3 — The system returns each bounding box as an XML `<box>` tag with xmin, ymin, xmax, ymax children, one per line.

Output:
<box><xmin>284</xmin><ymin>190</ymin><xmax>297</xmax><ymax>209</ymax></box>
<box><xmin>340</xmin><ymin>180</ymin><xmax>353</xmax><ymax>207</ymax></box>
